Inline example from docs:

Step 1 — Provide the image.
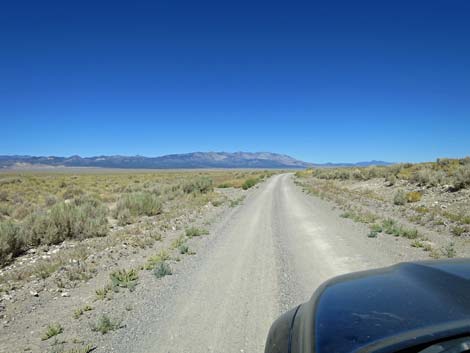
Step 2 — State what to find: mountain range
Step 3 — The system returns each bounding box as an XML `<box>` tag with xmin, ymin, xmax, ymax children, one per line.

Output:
<box><xmin>0</xmin><ymin>153</ymin><xmax>391</xmax><ymax>169</ymax></box>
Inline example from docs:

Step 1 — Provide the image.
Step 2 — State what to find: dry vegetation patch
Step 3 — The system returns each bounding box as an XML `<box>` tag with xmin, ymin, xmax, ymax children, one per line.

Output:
<box><xmin>0</xmin><ymin>169</ymin><xmax>276</xmax><ymax>353</ymax></box>
<box><xmin>296</xmin><ymin>157</ymin><xmax>470</xmax><ymax>258</ymax></box>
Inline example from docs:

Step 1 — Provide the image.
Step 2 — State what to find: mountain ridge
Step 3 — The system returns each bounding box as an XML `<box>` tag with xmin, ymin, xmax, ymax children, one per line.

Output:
<box><xmin>0</xmin><ymin>153</ymin><xmax>392</xmax><ymax>169</ymax></box>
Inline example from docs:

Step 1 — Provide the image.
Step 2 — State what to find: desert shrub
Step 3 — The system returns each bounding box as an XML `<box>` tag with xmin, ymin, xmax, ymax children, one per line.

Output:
<box><xmin>22</xmin><ymin>199</ymin><xmax>108</xmax><ymax>246</ymax></box>
<box><xmin>73</xmin><ymin>305</ymin><xmax>93</xmax><ymax>319</ymax></box>
<box><xmin>400</xmin><ymin>227</ymin><xmax>419</xmax><ymax>239</ymax></box>
<box><xmin>110</xmin><ymin>269</ymin><xmax>139</xmax><ymax>291</ymax></box>
<box><xmin>0</xmin><ymin>221</ymin><xmax>25</xmax><ymax>266</ymax></box>
<box><xmin>41</xmin><ymin>323</ymin><xmax>63</xmax><ymax>340</ymax></box>
<box><xmin>44</xmin><ymin>194</ymin><xmax>58</xmax><ymax>207</ymax></box>
<box><xmin>370</xmin><ymin>224</ymin><xmax>383</xmax><ymax>233</ymax></box>
<box><xmin>185</xmin><ymin>227</ymin><xmax>208</xmax><ymax>238</ymax></box>
<box><xmin>452</xmin><ymin>226</ymin><xmax>466</xmax><ymax>236</ymax></box>
<box><xmin>153</xmin><ymin>261</ymin><xmax>172</xmax><ymax>278</ymax></box>
<box><xmin>452</xmin><ymin>165</ymin><xmax>470</xmax><ymax>191</ymax></box>
<box><xmin>183</xmin><ymin>177</ymin><xmax>213</xmax><ymax>194</ymax></box>
<box><xmin>406</xmin><ymin>191</ymin><xmax>422</xmax><ymax>203</ymax></box>
<box><xmin>92</xmin><ymin>315</ymin><xmax>121</xmax><ymax>334</ymax></box>
<box><xmin>117</xmin><ymin>207</ymin><xmax>132</xmax><ymax>226</ymax></box>
<box><xmin>0</xmin><ymin>191</ymin><xmax>8</xmax><ymax>202</ymax></box>
<box><xmin>178</xmin><ymin>243</ymin><xmax>189</xmax><ymax>254</ymax></box>
<box><xmin>242</xmin><ymin>178</ymin><xmax>258</xmax><ymax>190</ymax></box>
<box><xmin>95</xmin><ymin>285</ymin><xmax>112</xmax><ymax>301</ymax></box>
<box><xmin>115</xmin><ymin>192</ymin><xmax>162</xmax><ymax>220</ymax></box>
<box><xmin>411</xmin><ymin>167</ymin><xmax>447</xmax><ymax>187</ymax></box>
<box><xmin>11</xmin><ymin>202</ymin><xmax>34</xmax><ymax>220</ymax></box>
<box><xmin>145</xmin><ymin>250</ymin><xmax>171</xmax><ymax>270</ymax></box>
<box><xmin>442</xmin><ymin>242</ymin><xmax>456</xmax><ymax>258</ymax></box>
<box><xmin>393</xmin><ymin>190</ymin><xmax>407</xmax><ymax>205</ymax></box>
<box><xmin>385</xmin><ymin>174</ymin><xmax>396</xmax><ymax>186</ymax></box>
<box><xmin>61</xmin><ymin>186</ymin><xmax>85</xmax><ymax>200</ymax></box>
<box><xmin>351</xmin><ymin>169</ymin><xmax>364</xmax><ymax>180</ymax></box>
<box><xmin>382</xmin><ymin>219</ymin><xmax>398</xmax><ymax>234</ymax></box>
<box><xmin>0</xmin><ymin>203</ymin><xmax>12</xmax><ymax>218</ymax></box>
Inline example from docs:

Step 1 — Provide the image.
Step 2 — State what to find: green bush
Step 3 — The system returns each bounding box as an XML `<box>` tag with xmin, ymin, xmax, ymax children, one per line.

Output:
<box><xmin>242</xmin><ymin>178</ymin><xmax>258</xmax><ymax>190</ymax></box>
<box><xmin>115</xmin><ymin>192</ymin><xmax>162</xmax><ymax>220</ymax></box>
<box><xmin>0</xmin><ymin>221</ymin><xmax>25</xmax><ymax>266</ymax></box>
<box><xmin>110</xmin><ymin>269</ymin><xmax>139</xmax><ymax>291</ymax></box>
<box><xmin>183</xmin><ymin>177</ymin><xmax>213</xmax><ymax>194</ymax></box>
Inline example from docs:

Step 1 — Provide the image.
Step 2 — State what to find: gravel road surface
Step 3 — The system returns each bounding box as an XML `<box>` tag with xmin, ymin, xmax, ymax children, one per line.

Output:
<box><xmin>113</xmin><ymin>174</ymin><xmax>420</xmax><ymax>353</ymax></box>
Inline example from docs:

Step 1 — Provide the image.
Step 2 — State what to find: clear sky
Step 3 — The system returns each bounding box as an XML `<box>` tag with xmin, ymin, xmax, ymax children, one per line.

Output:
<box><xmin>1</xmin><ymin>1</ymin><xmax>469</xmax><ymax>163</ymax></box>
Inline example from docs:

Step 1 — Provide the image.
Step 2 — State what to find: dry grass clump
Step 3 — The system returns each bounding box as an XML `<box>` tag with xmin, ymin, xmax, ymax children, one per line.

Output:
<box><xmin>406</xmin><ymin>191</ymin><xmax>422</xmax><ymax>203</ymax></box>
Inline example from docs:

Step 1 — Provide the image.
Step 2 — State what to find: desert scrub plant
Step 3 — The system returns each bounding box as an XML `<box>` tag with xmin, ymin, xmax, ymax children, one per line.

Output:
<box><xmin>116</xmin><ymin>207</ymin><xmax>132</xmax><ymax>226</ymax></box>
<box><xmin>229</xmin><ymin>196</ymin><xmax>245</xmax><ymax>207</ymax></box>
<box><xmin>41</xmin><ymin>323</ymin><xmax>63</xmax><ymax>340</ymax></box>
<box><xmin>183</xmin><ymin>177</ymin><xmax>213</xmax><ymax>194</ymax></box>
<box><xmin>178</xmin><ymin>243</ymin><xmax>190</xmax><ymax>254</ymax></box>
<box><xmin>400</xmin><ymin>227</ymin><xmax>419</xmax><ymax>239</ymax></box>
<box><xmin>441</xmin><ymin>242</ymin><xmax>457</xmax><ymax>258</ymax></box>
<box><xmin>91</xmin><ymin>315</ymin><xmax>122</xmax><ymax>335</ymax></box>
<box><xmin>115</xmin><ymin>192</ymin><xmax>163</xmax><ymax>220</ymax></box>
<box><xmin>382</xmin><ymin>218</ymin><xmax>418</xmax><ymax>239</ymax></box>
<box><xmin>145</xmin><ymin>250</ymin><xmax>171</xmax><ymax>270</ymax></box>
<box><xmin>95</xmin><ymin>284</ymin><xmax>112</xmax><ymax>301</ymax></box>
<box><xmin>110</xmin><ymin>269</ymin><xmax>139</xmax><ymax>291</ymax></box>
<box><xmin>242</xmin><ymin>178</ymin><xmax>259</xmax><ymax>190</ymax></box>
<box><xmin>171</xmin><ymin>235</ymin><xmax>186</xmax><ymax>249</ymax></box>
<box><xmin>406</xmin><ymin>191</ymin><xmax>422</xmax><ymax>203</ymax></box>
<box><xmin>185</xmin><ymin>227</ymin><xmax>208</xmax><ymax>238</ymax></box>
<box><xmin>370</xmin><ymin>224</ymin><xmax>383</xmax><ymax>233</ymax></box>
<box><xmin>153</xmin><ymin>261</ymin><xmax>172</xmax><ymax>278</ymax></box>
<box><xmin>59</xmin><ymin>344</ymin><xmax>96</xmax><ymax>353</ymax></box>
<box><xmin>452</xmin><ymin>226</ymin><xmax>466</xmax><ymax>237</ymax></box>
<box><xmin>0</xmin><ymin>221</ymin><xmax>25</xmax><ymax>266</ymax></box>
<box><xmin>22</xmin><ymin>198</ymin><xmax>108</xmax><ymax>247</ymax></box>
<box><xmin>451</xmin><ymin>165</ymin><xmax>470</xmax><ymax>191</ymax></box>
<box><xmin>73</xmin><ymin>305</ymin><xmax>93</xmax><ymax>319</ymax></box>
<box><xmin>385</xmin><ymin>174</ymin><xmax>397</xmax><ymax>186</ymax></box>
<box><xmin>393</xmin><ymin>190</ymin><xmax>407</xmax><ymax>205</ymax></box>
<box><xmin>411</xmin><ymin>239</ymin><xmax>425</xmax><ymax>248</ymax></box>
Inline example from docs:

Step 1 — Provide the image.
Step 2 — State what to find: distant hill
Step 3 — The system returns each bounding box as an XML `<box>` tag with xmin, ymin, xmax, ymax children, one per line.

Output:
<box><xmin>0</xmin><ymin>152</ymin><xmax>312</xmax><ymax>169</ymax></box>
<box><xmin>0</xmin><ymin>153</ymin><xmax>392</xmax><ymax>170</ymax></box>
<box><xmin>313</xmin><ymin>160</ymin><xmax>393</xmax><ymax>168</ymax></box>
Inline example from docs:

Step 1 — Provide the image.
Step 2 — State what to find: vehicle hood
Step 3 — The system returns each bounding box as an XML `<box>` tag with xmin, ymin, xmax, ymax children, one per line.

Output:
<box><xmin>294</xmin><ymin>259</ymin><xmax>470</xmax><ymax>353</ymax></box>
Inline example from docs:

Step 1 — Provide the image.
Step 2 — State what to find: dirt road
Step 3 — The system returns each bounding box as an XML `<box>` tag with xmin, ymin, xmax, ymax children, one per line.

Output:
<box><xmin>112</xmin><ymin>174</ymin><xmax>424</xmax><ymax>353</ymax></box>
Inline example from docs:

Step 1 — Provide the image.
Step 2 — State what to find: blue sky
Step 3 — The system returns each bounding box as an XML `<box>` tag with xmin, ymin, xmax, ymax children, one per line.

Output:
<box><xmin>1</xmin><ymin>1</ymin><xmax>469</xmax><ymax>163</ymax></box>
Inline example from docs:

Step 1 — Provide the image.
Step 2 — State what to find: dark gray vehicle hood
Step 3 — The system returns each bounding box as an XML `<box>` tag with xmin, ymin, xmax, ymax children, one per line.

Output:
<box><xmin>291</xmin><ymin>259</ymin><xmax>470</xmax><ymax>353</ymax></box>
